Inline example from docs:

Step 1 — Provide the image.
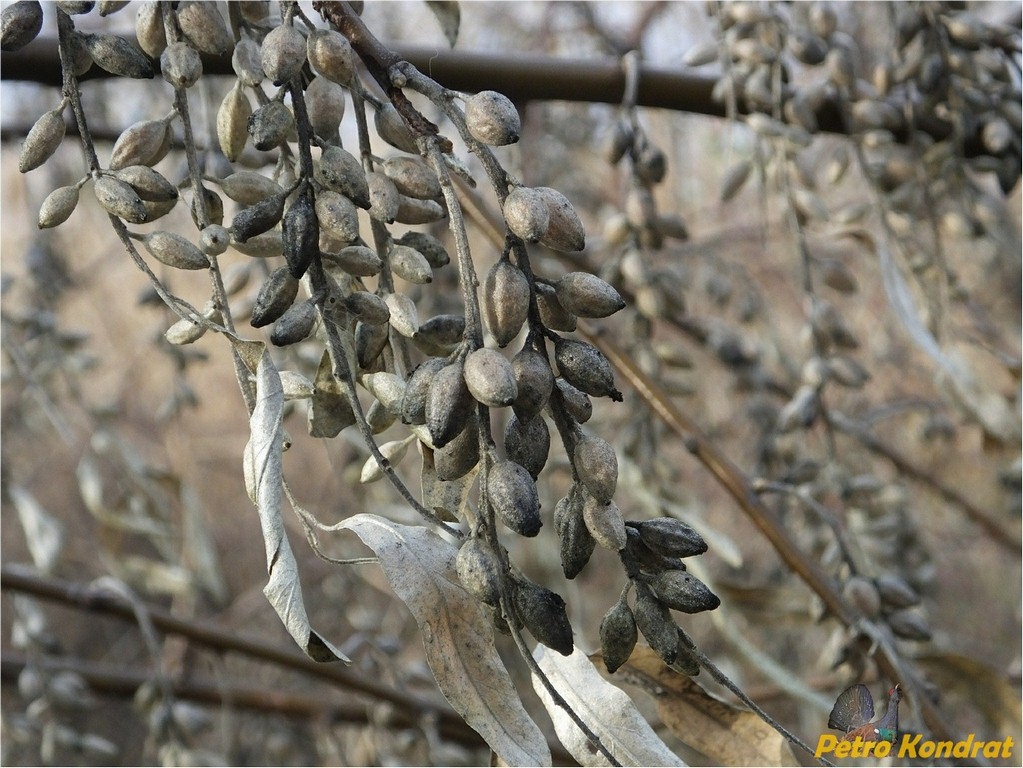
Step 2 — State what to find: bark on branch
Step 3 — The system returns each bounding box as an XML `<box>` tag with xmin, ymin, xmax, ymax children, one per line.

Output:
<box><xmin>0</xmin><ymin>37</ymin><xmax>1003</xmax><ymax>161</ymax></box>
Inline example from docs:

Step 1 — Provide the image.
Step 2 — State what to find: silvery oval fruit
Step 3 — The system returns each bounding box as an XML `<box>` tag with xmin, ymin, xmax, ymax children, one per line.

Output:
<box><xmin>465</xmin><ymin>90</ymin><xmax>521</xmax><ymax>146</ymax></box>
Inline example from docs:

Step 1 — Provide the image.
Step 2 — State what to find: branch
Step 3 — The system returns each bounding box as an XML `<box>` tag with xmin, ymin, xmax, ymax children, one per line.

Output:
<box><xmin>0</xmin><ymin>565</ymin><xmax>470</xmax><ymax>740</ymax></box>
<box><xmin>0</xmin><ymin>651</ymin><xmax>475</xmax><ymax>743</ymax></box>
<box><xmin>0</xmin><ymin>38</ymin><xmax>1008</xmax><ymax>160</ymax></box>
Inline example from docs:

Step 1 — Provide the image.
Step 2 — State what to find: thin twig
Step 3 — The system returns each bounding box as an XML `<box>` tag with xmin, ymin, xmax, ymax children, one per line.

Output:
<box><xmin>691</xmin><ymin>645</ymin><xmax>835</xmax><ymax>767</ymax></box>
<box><xmin>0</xmin><ymin>565</ymin><xmax>474</xmax><ymax>738</ymax></box>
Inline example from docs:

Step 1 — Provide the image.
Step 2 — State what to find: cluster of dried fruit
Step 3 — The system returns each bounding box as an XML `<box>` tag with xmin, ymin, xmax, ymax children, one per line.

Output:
<box><xmin>14</xmin><ymin>0</ymin><xmax>726</xmax><ymax>673</ymax></box>
<box><xmin>600</xmin><ymin>97</ymin><xmax>690</xmax><ymax>324</ymax></box>
<box><xmin>675</xmin><ymin>1</ymin><xmax>1018</xmax><ymax>684</ymax></box>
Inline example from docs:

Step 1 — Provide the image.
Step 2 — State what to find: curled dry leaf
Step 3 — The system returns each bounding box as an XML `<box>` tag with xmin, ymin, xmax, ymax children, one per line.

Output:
<box><xmin>238</xmin><ymin>344</ymin><xmax>349</xmax><ymax>664</ymax></box>
<box><xmin>615</xmin><ymin>646</ymin><xmax>798</xmax><ymax>767</ymax></box>
<box><xmin>341</xmin><ymin>514</ymin><xmax>552</xmax><ymax>767</ymax></box>
<box><xmin>532</xmin><ymin>647</ymin><xmax>685</xmax><ymax>767</ymax></box>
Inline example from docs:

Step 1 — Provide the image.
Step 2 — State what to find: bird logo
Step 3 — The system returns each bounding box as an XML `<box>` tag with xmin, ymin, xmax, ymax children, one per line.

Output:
<box><xmin>828</xmin><ymin>683</ymin><xmax>902</xmax><ymax>743</ymax></box>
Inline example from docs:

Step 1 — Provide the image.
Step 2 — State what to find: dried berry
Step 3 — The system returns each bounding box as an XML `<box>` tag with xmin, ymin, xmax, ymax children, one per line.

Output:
<box><xmin>512</xmin><ymin>579</ymin><xmax>573</xmax><ymax>655</ymax></box>
<box><xmin>137</xmin><ymin>231</ymin><xmax>208</xmax><ymax>271</ymax></box>
<box><xmin>537</xmin><ymin>187</ymin><xmax>585</xmax><ymax>252</ymax></box>
<box><xmin>415</xmin><ymin>314</ymin><xmax>465</xmax><ymax>354</ymax></box>
<box><xmin>554</xmin><ymin>337</ymin><xmax>622</xmax><ymax>401</ymax></box>
<box><xmin>635</xmin><ymin>518</ymin><xmax>707</xmax><ymax>559</ymax></box>
<box><xmin>843</xmin><ymin>576</ymin><xmax>881</xmax><ymax>619</ymax></box>
<box><xmin>368</xmin><ymin>172</ymin><xmax>400</xmax><ymax>223</ymax></box>
<box><xmin>307</xmin><ymin>28</ymin><xmax>355</xmax><ymax>85</ymax></box>
<box><xmin>555</xmin><ymin>272</ymin><xmax>625</xmax><ymax>319</ymax></box>
<box><xmin>482</xmin><ymin>259</ymin><xmax>529</xmax><ymax>347</ymax></box>
<box><xmin>360</xmin><ymin>438</ymin><xmax>411</xmax><ymax>482</ymax></box>
<box><xmin>625</xmin><ymin>527</ymin><xmax>685</xmax><ymax>573</ymax></box>
<box><xmin>356</xmin><ymin>320</ymin><xmax>389</xmax><ymax>369</ymax></box>
<box><xmin>633</xmin><ymin>583</ymin><xmax>679</xmax><ymax>665</ymax></box>
<box><xmin>463</xmin><ymin>347</ymin><xmax>517</xmax><ymax>408</ymax></box>
<box><xmin>383</xmin><ymin>155</ymin><xmax>441</xmax><ymax>200</ymax></box>
<box><xmin>384</xmin><ymin>292</ymin><xmax>419</xmax><ymax>338</ymax></box>
<box><xmin>305</xmin><ymin>76</ymin><xmax>346</xmax><ymax>140</ymax></box>
<box><xmin>504</xmin><ymin>414</ymin><xmax>550</xmax><ymax>480</ymax></box>
<box><xmin>250</xmin><ymin>266</ymin><xmax>299</xmax><ymax>328</ymax></box>
<box><xmin>315</xmin><ymin>190</ymin><xmax>360</xmax><ymax>244</ymax></box>
<box><xmin>582</xmin><ymin>495</ymin><xmax>627</xmax><ymax>551</ymax></box>
<box><xmin>574</xmin><ymin>435</ymin><xmax>618</xmax><ymax>504</ymax></box>
<box><xmin>359</xmin><ymin>373</ymin><xmax>403</xmax><ymax>418</ymax></box>
<box><xmin>114</xmin><ymin>165</ymin><xmax>177</xmax><ymax>202</ymax></box>
<box><xmin>503</xmin><ymin>186</ymin><xmax>549</xmax><ymax>242</ymax></box>
<box><xmin>38</xmin><ymin>185</ymin><xmax>80</xmax><ymax>229</ymax></box>
<box><xmin>435</xmin><ymin>416</ymin><xmax>480</xmax><ymax>481</ymax></box>
<box><xmin>231</xmin><ymin>189</ymin><xmax>286</xmax><ymax>242</ymax></box>
<box><xmin>536</xmin><ymin>283</ymin><xmax>577</xmax><ymax>332</ymax></box>
<box><xmin>93</xmin><ymin>175</ymin><xmax>148</xmax><ymax>223</ymax></box>
<box><xmin>395</xmin><ymin>231</ymin><xmax>449</xmax><ymax>268</ymax></box>
<box><xmin>217</xmin><ymin>83</ymin><xmax>252</xmax><ymax>162</ymax></box>
<box><xmin>110</xmin><ymin>116</ymin><xmax>172</xmax><ymax>170</ymax></box>
<box><xmin>651</xmin><ymin>570</ymin><xmax>720</xmax><ymax>613</ymax></box>
<box><xmin>401</xmin><ymin>357</ymin><xmax>447</xmax><ymax>425</ymax></box>
<box><xmin>19</xmin><ymin>107</ymin><xmax>66</xmax><ymax>173</ymax></box>
<box><xmin>176</xmin><ymin>0</ymin><xmax>233</xmax><ymax>56</ymax></box>
<box><xmin>219</xmin><ymin>171</ymin><xmax>281</xmax><ymax>206</ymax></box>
<box><xmin>465</xmin><ymin>90</ymin><xmax>521</xmax><ymax>146</ymax></box>
<box><xmin>248</xmin><ymin>100</ymin><xmax>294</xmax><ymax>152</ymax></box>
<box><xmin>282</xmin><ymin>184</ymin><xmax>318</xmax><ymax>278</ymax></box>
<box><xmin>671</xmin><ymin>629</ymin><xmax>702</xmax><ymax>676</ymax></box>
<box><xmin>394</xmin><ymin>195</ymin><xmax>445</xmax><ymax>224</ymax></box>
<box><xmin>80</xmin><ymin>32</ymin><xmax>154</xmax><ymax>79</ymax></box>
<box><xmin>558</xmin><ymin>492</ymin><xmax>596</xmax><ymax>579</ymax></box>
<box><xmin>374</xmin><ymin>103</ymin><xmax>417</xmax><ymax>153</ymax></box>
<box><xmin>602</xmin><ymin>119</ymin><xmax>633</xmax><ymax>165</ymax></box>
<box><xmin>165</xmin><ymin>302</ymin><xmax>219</xmax><ymax>346</ymax></box>
<box><xmin>200</xmin><ymin>225</ymin><xmax>230</xmax><ymax>257</ymax></box>
<box><xmin>635</xmin><ymin>146</ymin><xmax>667</xmax><ymax>185</ymax></box>
<box><xmin>875</xmin><ymin>574</ymin><xmax>920</xmax><ymax>609</ymax></box>
<box><xmin>134</xmin><ymin>2</ymin><xmax>166</xmax><ymax>59</ymax></box>
<box><xmin>232</xmin><ymin>35</ymin><xmax>263</xmax><ymax>86</ymax></box>
<box><xmin>2</xmin><ymin>1</ymin><xmax>43</xmax><ymax>52</ymax></box>
<box><xmin>456</xmin><ymin>537</ymin><xmax>503</xmax><ymax>605</ymax></box>
<box><xmin>271</xmin><ymin>298</ymin><xmax>317</xmax><ymax>346</ymax></box>
<box><xmin>160</xmin><ymin>40</ymin><xmax>202</xmax><ymax>89</ymax></box>
<box><xmin>887</xmin><ymin>608</ymin><xmax>932</xmax><ymax>641</ymax></box>
<box><xmin>426</xmin><ymin>360</ymin><xmax>474</xmax><ymax>448</ymax></box>
<box><xmin>231</xmin><ymin>230</ymin><xmax>283</xmax><ymax>258</ymax></box>
<box><xmin>97</xmin><ymin>1</ymin><xmax>129</xmax><ymax>15</ymax></box>
<box><xmin>343</xmin><ymin>291</ymin><xmax>390</xmax><ymax>325</ymax></box>
<box><xmin>600</xmin><ymin>594</ymin><xmax>638</xmax><ymax>673</ymax></box>
<box><xmin>317</xmin><ymin>146</ymin><xmax>370</xmax><ymax>209</ymax></box>
<box><xmin>488</xmin><ymin>460</ymin><xmax>541</xmax><ymax>537</ymax></box>
<box><xmin>262</xmin><ymin>23</ymin><xmax>307</xmax><ymax>85</ymax></box>
<box><xmin>555</xmin><ymin>377</ymin><xmax>592</xmax><ymax>422</ymax></box>
<box><xmin>328</xmin><ymin>245</ymin><xmax>381</xmax><ymax>277</ymax></box>
<box><xmin>511</xmin><ymin>346</ymin><xmax>554</xmax><ymax>421</ymax></box>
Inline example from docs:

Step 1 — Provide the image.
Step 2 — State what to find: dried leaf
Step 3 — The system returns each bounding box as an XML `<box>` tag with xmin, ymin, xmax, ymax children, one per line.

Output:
<box><xmin>532</xmin><ymin>646</ymin><xmax>685</xmax><ymax>767</ymax></box>
<box><xmin>340</xmin><ymin>514</ymin><xmax>550</xmax><ymax>767</ymax></box>
<box><xmin>242</xmin><ymin>347</ymin><xmax>349</xmax><ymax>663</ymax></box>
<box><xmin>617</xmin><ymin>646</ymin><xmax>798</xmax><ymax>767</ymax></box>
<box><xmin>10</xmin><ymin>486</ymin><xmax>64</xmax><ymax>573</ymax></box>
<box><xmin>426</xmin><ymin>0</ymin><xmax>460</xmax><ymax>47</ymax></box>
